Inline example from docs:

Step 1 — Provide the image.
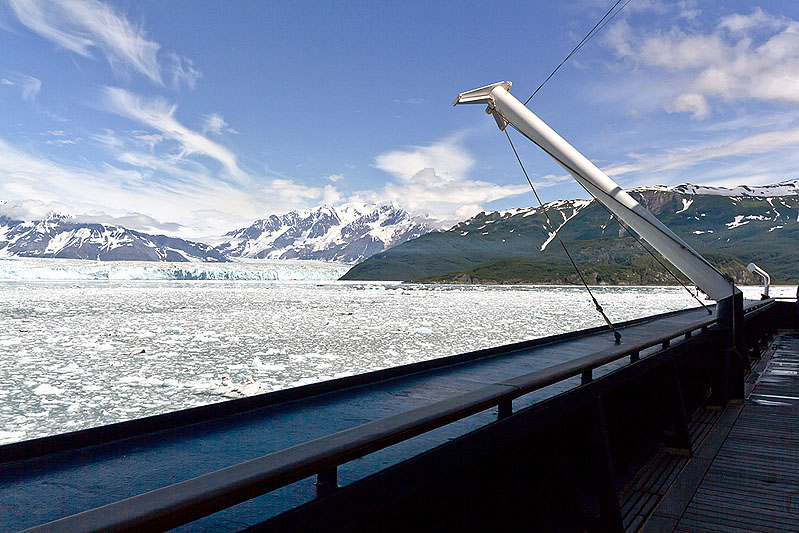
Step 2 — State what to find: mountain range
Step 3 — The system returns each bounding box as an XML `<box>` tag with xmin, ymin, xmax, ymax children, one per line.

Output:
<box><xmin>0</xmin><ymin>203</ymin><xmax>432</xmax><ymax>264</ymax></box>
<box><xmin>2</xmin><ymin>180</ymin><xmax>797</xmax><ymax>284</ymax></box>
<box><xmin>341</xmin><ymin>180</ymin><xmax>799</xmax><ymax>284</ymax></box>
<box><xmin>0</xmin><ymin>214</ymin><xmax>227</xmax><ymax>262</ymax></box>
<box><xmin>216</xmin><ymin>203</ymin><xmax>432</xmax><ymax>263</ymax></box>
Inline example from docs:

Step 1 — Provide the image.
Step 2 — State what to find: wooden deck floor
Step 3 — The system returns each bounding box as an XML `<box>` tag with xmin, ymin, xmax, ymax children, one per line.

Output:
<box><xmin>641</xmin><ymin>331</ymin><xmax>799</xmax><ymax>532</ymax></box>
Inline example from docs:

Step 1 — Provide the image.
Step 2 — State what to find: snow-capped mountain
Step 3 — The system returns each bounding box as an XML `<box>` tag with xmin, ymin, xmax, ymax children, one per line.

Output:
<box><xmin>639</xmin><ymin>179</ymin><xmax>799</xmax><ymax>198</ymax></box>
<box><xmin>216</xmin><ymin>203</ymin><xmax>434</xmax><ymax>264</ymax></box>
<box><xmin>343</xmin><ymin>179</ymin><xmax>799</xmax><ymax>281</ymax></box>
<box><xmin>0</xmin><ymin>215</ymin><xmax>227</xmax><ymax>262</ymax></box>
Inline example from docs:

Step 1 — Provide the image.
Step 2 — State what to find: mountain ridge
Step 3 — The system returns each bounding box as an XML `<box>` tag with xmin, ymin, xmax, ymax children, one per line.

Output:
<box><xmin>341</xmin><ymin>179</ymin><xmax>799</xmax><ymax>283</ymax></box>
<box><xmin>216</xmin><ymin>202</ymin><xmax>433</xmax><ymax>264</ymax></box>
<box><xmin>0</xmin><ymin>202</ymin><xmax>434</xmax><ymax>263</ymax></box>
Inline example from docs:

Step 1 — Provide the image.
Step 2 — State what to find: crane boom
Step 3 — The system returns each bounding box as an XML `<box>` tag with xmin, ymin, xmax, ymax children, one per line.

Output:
<box><xmin>453</xmin><ymin>81</ymin><xmax>739</xmax><ymax>302</ymax></box>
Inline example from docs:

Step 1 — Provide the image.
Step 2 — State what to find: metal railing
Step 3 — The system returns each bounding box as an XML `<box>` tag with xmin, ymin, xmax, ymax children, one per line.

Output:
<box><xmin>25</xmin><ymin>300</ymin><xmax>775</xmax><ymax>532</ymax></box>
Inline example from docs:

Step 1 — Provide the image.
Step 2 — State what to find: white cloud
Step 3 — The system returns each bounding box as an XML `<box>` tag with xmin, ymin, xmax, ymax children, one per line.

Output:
<box><xmin>0</xmin><ymin>136</ymin><xmax>269</xmax><ymax>237</ymax></box>
<box><xmin>0</xmin><ymin>72</ymin><xmax>41</xmax><ymax>100</ymax></box>
<box><xmin>375</xmin><ymin>136</ymin><xmax>474</xmax><ymax>183</ymax></box>
<box><xmin>666</xmin><ymin>92</ymin><xmax>709</xmax><ymax>120</ymax></box>
<box><xmin>606</xmin><ymin>10</ymin><xmax>799</xmax><ymax>117</ymax></box>
<box><xmin>101</xmin><ymin>87</ymin><xmax>245</xmax><ymax>181</ymax></box>
<box><xmin>72</xmin><ymin>212</ymin><xmax>183</xmax><ymax>234</ymax></box>
<box><xmin>0</xmin><ymin>198</ymin><xmax>73</xmax><ymax>221</ymax></box>
<box><xmin>166</xmin><ymin>53</ymin><xmax>200</xmax><ymax>90</ymax></box>
<box><xmin>262</xmin><ymin>179</ymin><xmax>341</xmax><ymax>206</ymax></box>
<box><xmin>370</xmin><ymin>137</ymin><xmax>532</xmax><ymax>222</ymax></box>
<box><xmin>202</xmin><ymin>113</ymin><xmax>236</xmax><ymax>135</ymax></box>
<box><xmin>8</xmin><ymin>0</ymin><xmax>162</xmax><ymax>84</ymax></box>
<box><xmin>325</xmin><ymin>173</ymin><xmax>344</xmax><ymax>182</ymax></box>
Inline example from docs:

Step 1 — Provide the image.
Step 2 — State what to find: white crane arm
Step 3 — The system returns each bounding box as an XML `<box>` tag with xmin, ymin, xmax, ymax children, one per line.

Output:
<box><xmin>453</xmin><ymin>82</ymin><xmax>738</xmax><ymax>302</ymax></box>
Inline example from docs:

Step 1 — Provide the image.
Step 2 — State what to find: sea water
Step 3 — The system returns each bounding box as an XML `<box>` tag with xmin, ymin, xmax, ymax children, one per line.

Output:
<box><xmin>0</xmin><ymin>258</ymin><xmax>791</xmax><ymax>444</ymax></box>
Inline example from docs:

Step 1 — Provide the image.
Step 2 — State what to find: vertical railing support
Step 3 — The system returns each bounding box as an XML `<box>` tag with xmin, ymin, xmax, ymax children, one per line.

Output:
<box><xmin>667</xmin><ymin>360</ymin><xmax>693</xmax><ymax>455</ymax></box>
<box><xmin>581</xmin><ymin>370</ymin><xmax>593</xmax><ymax>385</ymax></box>
<box><xmin>588</xmin><ymin>398</ymin><xmax>624</xmax><ymax>532</ymax></box>
<box><xmin>316</xmin><ymin>466</ymin><xmax>338</xmax><ymax>498</ymax></box>
<box><xmin>498</xmin><ymin>399</ymin><xmax>512</xmax><ymax>420</ymax></box>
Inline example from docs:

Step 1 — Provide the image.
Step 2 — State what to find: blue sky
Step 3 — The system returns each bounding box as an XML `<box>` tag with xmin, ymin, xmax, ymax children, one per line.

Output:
<box><xmin>1</xmin><ymin>0</ymin><xmax>799</xmax><ymax>238</ymax></box>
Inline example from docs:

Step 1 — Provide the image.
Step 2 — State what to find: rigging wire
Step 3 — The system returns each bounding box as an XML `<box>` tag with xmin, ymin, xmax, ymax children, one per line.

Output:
<box><xmin>504</xmin><ymin>129</ymin><xmax>622</xmax><ymax>344</ymax></box>
<box><xmin>578</xmin><ymin>187</ymin><xmax>714</xmax><ymax>314</ymax></box>
<box><xmin>501</xmin><ymin>0</ymin><xmax>710</xmax><ymax>339</ymax></box>
<box><xmin>524</xmin><ymin>0</ymin><xmax>634</xmax><ymax>106</ymax></box>
<box><xmin>497</xmin><ymin>104</ymin><xmax>715</xmax><ymax>315</ymax></box>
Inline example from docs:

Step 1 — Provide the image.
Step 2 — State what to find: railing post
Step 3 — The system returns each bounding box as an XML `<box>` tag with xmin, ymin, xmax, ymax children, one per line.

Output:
<box><xmin>581</xmin><ymin>369</ymin><xmax>593</xmax><ymax>385</ymax></box>
<box><xmin>316</xmin><ymin>466</ymin><xmax>338</xmax><ymax>498</ymax></box>
<box><xmin>629</xmin><ymin>350</ymin><xmax>639</xmax><ymax>363</ymax></box>
<box><xmin>662</xmin><ymin>339</ymin><xmax>671</xmax><ymax>349</ymax></box>
<box><xmin>587</xmin><ymin>398</ymin><xmax>624</xmax><ymax>532</ymax></box>
<box><xmin>666</xmin><ymin>360</ymin><xmax>692</xmax><ymax>455</ymax></box>
<box><xmin>498</xmin><ymin>399</ymin><xmax>512</xmax><ymax>419</ymax></box>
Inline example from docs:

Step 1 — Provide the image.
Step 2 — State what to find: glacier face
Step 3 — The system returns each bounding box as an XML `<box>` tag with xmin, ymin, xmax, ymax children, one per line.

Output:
<box><xmin>0</xmin><ymin>257</ymin><xmax>349</xmax><ymax>281</ymax></box>
<box><xmin>216</xmin><ymin>203</ymin><xmax>434</xmax><ymax>264</ymax></box>
<box><xmin>0</xmin><ymin>215</ymin><xmax>226</xmax><ymax>262</ymax></box>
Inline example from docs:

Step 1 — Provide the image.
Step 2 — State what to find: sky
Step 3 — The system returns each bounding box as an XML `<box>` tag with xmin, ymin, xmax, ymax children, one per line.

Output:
<box><xmin>1</xmin><ymin>0</ymin><xmax>799</xmax><ymax>239</ymax></box>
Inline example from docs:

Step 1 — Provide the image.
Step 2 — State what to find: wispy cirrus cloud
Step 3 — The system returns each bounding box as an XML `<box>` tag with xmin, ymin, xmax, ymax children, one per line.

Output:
<box><xmin>166</xmin><ymin>52</ymin><xmax>201</xmax><ymax>90</ymax></box>
<box><xmin>6</xmin><ymin>0</ymin><xmax>200</xmax><ymax>90</ymax></box>
<box><xmin>8</xmin><ymin>0</ymin><xmax>163</xmax><ymax>84</ymax></box>
<box><xmin>0</xmin><ymin>136</ymin><xmax>290</xmax><ymax>237</ymax></box>
<box><xmin>0</xmin><ymin>72</ymin><xmax>41</xmax><ymax>100</ymax></box>
<box><xmin>603</xmin><ymin>124</ymin><xmax>799</xmax><ymax>187</ymax></box>
<box><xmin>101</xmin><ymin>87</ymin><xmax>245</xmax><ymax>181</ymax></box>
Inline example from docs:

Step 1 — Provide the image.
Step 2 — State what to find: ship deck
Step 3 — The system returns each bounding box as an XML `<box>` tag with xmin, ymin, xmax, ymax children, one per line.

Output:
<box><xmin>1</xmin><ymin>305</ymin><xmax>718</xmax><ymax>531</ymax></box>
<box><xmin>640</xmin><ymin>330</ymin><xmax>799</xmax><ymax>532</ymax></box>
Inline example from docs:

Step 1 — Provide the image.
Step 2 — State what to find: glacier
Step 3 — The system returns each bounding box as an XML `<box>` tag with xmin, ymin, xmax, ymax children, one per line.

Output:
<box><xmin>0</xmin><ymin>257</ymin><xmax>349</xmax><ymax>281</ymax></box>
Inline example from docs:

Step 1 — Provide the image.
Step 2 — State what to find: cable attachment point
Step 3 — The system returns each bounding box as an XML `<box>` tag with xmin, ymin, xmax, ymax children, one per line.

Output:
<box><xmin>485</xmin><ymin>104</ymin><xmax>508</xmax><ymax>131</ymax></box>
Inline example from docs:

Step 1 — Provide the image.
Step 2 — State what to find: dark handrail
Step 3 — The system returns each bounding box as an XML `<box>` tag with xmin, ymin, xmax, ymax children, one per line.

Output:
<box><xmin>25</xmin><ymin>301</ymin><xmax>775</xmax><ymax>532</ymax></box>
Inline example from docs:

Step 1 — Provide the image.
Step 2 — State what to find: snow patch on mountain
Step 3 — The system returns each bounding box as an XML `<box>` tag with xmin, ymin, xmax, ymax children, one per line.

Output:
<box><xmin>636</xmin><ymin>179</ymin><xmax>799</xmax><ymax>197</ymax></box>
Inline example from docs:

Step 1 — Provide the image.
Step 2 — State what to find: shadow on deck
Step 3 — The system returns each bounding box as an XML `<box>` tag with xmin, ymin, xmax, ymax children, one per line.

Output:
<box><xmin>637</xmin><ymin>330</ymin><xmax>799</xmax><ymax>532</ymax></box>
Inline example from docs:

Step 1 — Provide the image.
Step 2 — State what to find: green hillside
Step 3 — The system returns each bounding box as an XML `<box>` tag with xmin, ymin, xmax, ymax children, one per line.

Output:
<box><xmin>341</xmin><ymin>189</ymin><xmax>799</xmax><ymax>284</ymax></box>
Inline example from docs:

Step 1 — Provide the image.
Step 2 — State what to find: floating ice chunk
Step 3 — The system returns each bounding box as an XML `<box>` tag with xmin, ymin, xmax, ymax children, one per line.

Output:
<box><xmin>0</xmin><ymin>431</ymin><xmax>24</xmax><ymax>445</ymax></box>
<box><xmin>259</xmin><ymin>363</ymin><xmax>286</xmax><ymax>371</ymax></box>
<box><xmin>237</xmin><ymin>380</ymin><xmax>264</xmax><ymax>396</ymax></box>
<box><xmin>410</xmin><ymin>327</ymin><xmax>433</xmax><ymax>334</ymax></box>
<box><xmin>56</xmin><ymin>362</ymin><xmax>82</xmax><ymax>373</ymax></box>
<box><xmin>164</xmin><ymin>327</ymin><xmax>182</xmax><ymax>334</ymax></box>
<box><xmin>33</xmin><ymin>384</ymin><xmax>64</xmax><ymax>395</ymax></box>
<box><xmin>251</xmin><ymin>356</ymin><xmax>264</xmax><ymax>368</ymax></box>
